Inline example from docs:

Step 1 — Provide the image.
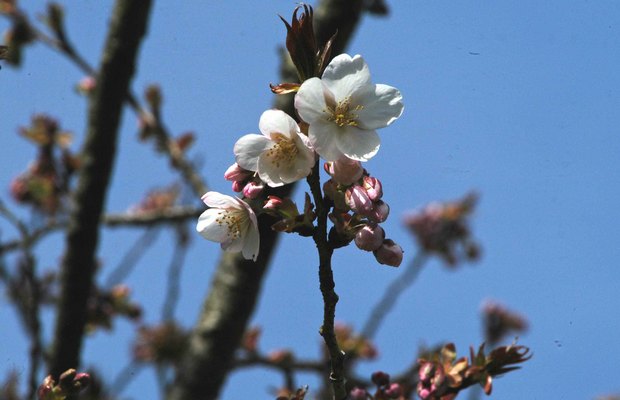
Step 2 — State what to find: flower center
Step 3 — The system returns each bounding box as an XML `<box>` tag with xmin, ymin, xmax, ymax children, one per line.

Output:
<box><xmin>266</xmin><ymin>133</ymin><xmax>299</xmax><ymax>168</ymax></box>
<box><xmin>215</xmin><ymin>210</ymin><xmax>245</xmax><ymax>240</ymax></box>
<box><xmin>325</xmin><ymin>97</ymin><xmax>363</xmax><ymax>127</ymax></box>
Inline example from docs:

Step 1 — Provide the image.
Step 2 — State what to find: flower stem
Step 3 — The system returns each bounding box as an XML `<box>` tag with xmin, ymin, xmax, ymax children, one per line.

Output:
<box><xmin>306</xmin><ymin>161</ymin><xmax>347</xmax><ymax>400</ymax></box>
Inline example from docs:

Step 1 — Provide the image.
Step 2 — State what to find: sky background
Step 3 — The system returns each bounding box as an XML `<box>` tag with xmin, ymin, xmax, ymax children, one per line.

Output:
<box><xmin>1</xmin><ymin>1</ymin><xmax>620</xmax><ymax>399</ymax></box>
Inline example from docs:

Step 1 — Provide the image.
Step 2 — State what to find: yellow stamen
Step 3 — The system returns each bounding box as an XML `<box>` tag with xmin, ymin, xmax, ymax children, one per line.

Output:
<box><xmin>325</xmin><ymin>97</ymin><xmax>364</xmax><ymax>127</ymax></box>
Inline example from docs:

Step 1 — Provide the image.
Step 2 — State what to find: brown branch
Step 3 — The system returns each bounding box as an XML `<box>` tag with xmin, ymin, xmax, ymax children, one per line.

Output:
<box><xmin>307</xmin><ymin>161</ymin><xmax>346</xmax><ymax>400</ymax></box>
<box><xmin>0</xmin><ymin>207</ymin><xmax>202</xmax><ymax>255</ymax></box>
<box><xmin>167</xmin><ymin>2</ymin><xmax>366</xmax><ymax>399</ymax></box>
<box><xmin>48</xmin><ymin>0</ymin><xmax>153</xmax><ymax>378</ymax></box>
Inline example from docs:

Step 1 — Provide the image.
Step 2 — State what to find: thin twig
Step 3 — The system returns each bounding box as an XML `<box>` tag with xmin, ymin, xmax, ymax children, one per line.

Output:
<box><xmin>0</xmin><ymin>207</ymin><xmax>201</xmax><ymax>255</ymax></box>
<box><xmin>361</xmin><ymin>252</ymin><xmax>427</xmax><ymax>339</ymax></box>
<box><xmin>161</xmin><ymin>234</ymin><xmax>187</xmax><ymax>321</ymax></box>
<box><xmin>103</xmin><ymin>227</ymin><xmax>160</xmax><ymax>289</ymax></box>
<box><xmin>0</xmin><ymin>201</ymin><xmax>44</xmax><ymax>399</ymax></box>
<box><xmin>109</xmin><ymin>360</ymin><xmax>143</xmax><ymax>396</ymax></box>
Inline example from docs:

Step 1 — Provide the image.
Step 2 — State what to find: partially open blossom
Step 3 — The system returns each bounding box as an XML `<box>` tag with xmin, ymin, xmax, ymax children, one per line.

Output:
<box><xmin>324</xmin><ymin>157</ymin><xmax>364</xmax><ymax>185</ymax></box>
<box><xmin>295</xmin><ymin>53</ymin><xmax>404</xmax><ymax>161</ymax></box>
<box><xmin>355</xmin><ymin>223</ymin><xmax>384</xmax><ymax>251</ymax></box>
<box><xmin>196</xmin><ymin>192</ymin><xmax>259</xmax><ymax>261</ymax></box>
<box><xmin>373</xmin><ymin>239</ymin><xmax>403</xmax><ymax>267</ymax></box>
<box><xmin>234</xmin><ymin>109</ymin><xmax>315</xmax><ymax>187</ymax></box>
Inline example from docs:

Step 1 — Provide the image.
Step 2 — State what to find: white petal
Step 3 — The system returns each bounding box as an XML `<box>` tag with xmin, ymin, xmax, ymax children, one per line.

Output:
<box><xmin>234</xmin><ymin>134</ymin><xmax>271</xmax><ymax>171</ymax></box>
<box><xmin>201</xmin><ymin>191</ymin><xmax>236</xmax><ymax>209</ymax></box>
<box><xmin>354</xmin><ymin>84</ymin><xmax>404</xmax><ymax>130</ymax></box>
<box><xmin>257</xmin><ymin>153</ymin><xmax>286</xmax><ymax>187</ymax></box>
<box><xmin>336</xmin><ymin>126</ymin><xmax>380</xmax><ymax>161</ymax></box>
<box><xmin>295</xmin><ymin>78</ymin><xmax>329</xmax><ymax>124</ymax></box>
<box><xmin>196</xmin><ymin>208</ymin><xmax>230</xmax><ymax>242</ymax></box>
<box><xmin>308</xmin><ymin>121</ymin><xmax>345</xmax><ymax>162</ymax></box>
<box><xmin>241</xmin><ymin>222</ymin><xmax>260</xmax><ymax>261</ymax></box>
<box><xmin>259</xmin><ymin>109</ymin><xmax>299</xmax><ymax>140</ymax></box>
<box><xmin>322</xmin><ymin>54</ymin><xmax>371</xmax><ymax>101</ymax></box>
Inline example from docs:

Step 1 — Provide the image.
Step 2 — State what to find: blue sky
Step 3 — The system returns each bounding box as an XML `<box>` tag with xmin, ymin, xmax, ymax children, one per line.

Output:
<box><xmin>2</xmin><ymin>1</ymin><xmax>620</xmax><ymax>399</ymax></box>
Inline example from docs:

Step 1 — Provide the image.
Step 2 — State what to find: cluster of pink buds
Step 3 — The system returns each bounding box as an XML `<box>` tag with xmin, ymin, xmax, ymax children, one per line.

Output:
<box><xmin>37</xmin><ymin>369</ymin><xmax>90</xmax><ymax>400</ymax></box>
<box><xmin>224</xmin><ymin>162</ymin><xmax>265</xmax><ymax>199</ymax></box>
<box><xmin>324</xmin><ymin>159</ymin><xmax>403</xmax><ymax>267</ymax></box>
<box><xmin>350</xmin><ymin>371</ymin><xmax>405</xmax><ymax>400</ymax></box>
<box><xmin>10</xmin><ymin>115</ymin><xmax>79</xmax><ymax>214</ymax></box>
<box><xmin>403</xmin><ymin>192</ymin><xmax>480</xmax><ymax>266</ymax></box>
<box><xmin>416</xmin><ymin>342</ymin><xmax>531</xmax><ymax>399</ymax></box>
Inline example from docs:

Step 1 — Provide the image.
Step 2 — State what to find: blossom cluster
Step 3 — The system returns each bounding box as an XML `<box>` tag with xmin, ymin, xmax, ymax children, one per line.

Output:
<box><xmin>196</xmin><ymin>9</ymin><xmax>404</xmax><ymax>266</ymax></box>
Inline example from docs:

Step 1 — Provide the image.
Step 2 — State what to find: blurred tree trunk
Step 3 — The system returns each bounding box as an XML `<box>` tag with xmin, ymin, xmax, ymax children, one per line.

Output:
<box><xmin>48</xmin><ymin>0</ymin><xmax>153</xmax><ymax>379</ymax></box>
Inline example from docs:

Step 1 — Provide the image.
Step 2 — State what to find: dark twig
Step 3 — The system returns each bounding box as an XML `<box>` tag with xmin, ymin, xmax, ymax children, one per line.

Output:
<box><xmin>0</xmin><ymin>207</ymin><xmax>201</xmax><ymax>255</ymax></box>
<box><xmin>362</xmin><ymin>252</ymin><xmax>427</xmax><ymax>339</ymax></box>
<box><xmin>48</xmin><ymin>0</ymin><xmax>153</xmax><ymax>378</ymax></box>
<box><xmin>307</xmin><ymin>162</ymin><xmax>346</xmax><ymax>400</ymax></box>
<box><xmin>0</xmin><ymin>200</ymin><xmax>43</xmax><ymax>399</ymax></box>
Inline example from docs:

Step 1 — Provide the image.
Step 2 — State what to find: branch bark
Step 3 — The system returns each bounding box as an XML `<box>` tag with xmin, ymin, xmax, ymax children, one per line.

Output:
<box><xmin>48</xmin><ymin>0</ymin><xmax>153</xmax><ymax>378</ymax></box>
<box><xmin>167</xmin><ymin>1</ymin><xmax>365</xmax><ymax>399</ymax></box>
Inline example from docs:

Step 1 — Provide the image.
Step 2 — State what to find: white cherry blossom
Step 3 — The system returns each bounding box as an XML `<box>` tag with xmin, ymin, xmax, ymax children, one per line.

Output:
<box><xmin>294</xmin><ymin>53</ymin><xmax>404</xmax><ymax>162</ymax></box>
<box><xmin>234</xmin><ymin>109</ymin><xmax>315</xmax><ymax>187</ymax></box>
<box><xmin>196</xmin><ymin>191</ymin><xmax>259</xmax><ymax>261</ymax></box>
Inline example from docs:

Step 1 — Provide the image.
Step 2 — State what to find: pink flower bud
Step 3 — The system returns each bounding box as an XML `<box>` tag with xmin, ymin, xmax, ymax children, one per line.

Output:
<box><xmin>231</xmin><ymin>180</ymin><xmax>244</xmax><ymax>192</ymax></box>
<box><xmin>369</xmin><ymin>200</ymin><xmax>390</xmax><ymax>223</ymax></box>
<box><xmin>224</xmin><ymin>163</ymin><xmax>251</xmax><ymax>182</ymax></box>
<box><xmin>263</xmin><ymin>195</ymin><xmax>283</xmax><ymax>210</ymax></box>
<box><xmin>349</xmin><ymin>387</ymin><xmax>368</xmax><ymax>400</ymax></box>
<box><xmin>325</xmin><ymin>157</ymin><xmax>364</xmax><ymax>185</ymax></box>
<box><xmin>243</xmin><ymin>181</ymin><xmax>264</xmax><ymax>199</ymax></box>
<box><xmin>355</xmin><ymin>224</ymin><xmax>385</xmax><ymax>251</ymax></box>
<box><xmin>385</xmin><ymin>382</ymin><xmax>402</xmax><ymax>398</ymax></box>
<box><xmin>373</xmin><ymin>239</ymin><xmax>403</xmax><ymax>267</ymax></box>
<box><xmin>362</xmin><ymin>176</ymin><xmax>383</xmax><ymax>201</ymax></box>
<box><xmin>345</xmin><ymin>185</ymin><xmax>373</xmax><ymax>214</ymax></box>
<box><xmin>77</xmin><ymin>76</ymin><xmax>96</xmax><ymax>93</ymax></box>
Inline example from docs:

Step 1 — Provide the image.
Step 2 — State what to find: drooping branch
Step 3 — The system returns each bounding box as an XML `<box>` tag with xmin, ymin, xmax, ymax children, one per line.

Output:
<box><xmin>167</xmin><ymin>1</ymin><xmax>366</xmax><ymax>399</ymax></box>
<box><xmin>48</xmin><ymin>0</ymin><xmax>153</xmax><ymax>378</ymax></box>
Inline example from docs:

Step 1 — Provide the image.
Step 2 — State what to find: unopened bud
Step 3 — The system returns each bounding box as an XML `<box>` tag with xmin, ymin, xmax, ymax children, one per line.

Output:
<box><xmin>349</xmin><ymin>387</ymin><xmax>368</xmax><ymax>400</ymax></box>
<box><xmin>224</xmin><ymin>163</ymin><xmax>252</xmax><ymax>182</ymax></box>
<box><xmin>362</xmin><ymin>176</ymin><xmax>383</xmax><ymax>201</ymax></box>
<box><xmin>231</xmin><ymin>180</ymin><xmax>244</xmax><ymax>192</ymax></box>
<box><xmin>374</xmin><ymin>239</ymin><xmax>403</xmax><ymax>267</ymax></box>
<box><xmin>354</xmin><ymin>224</ymin><xmax>384</xmax><ymax>251</ymax></box>
<box><xmin>385</xmin><ymin>382</ymin><xmax>402</xmax><ymax>398</ymax></box>
<box><xmin>345</xmin><ymin>185</ymin><xmax>373</xmax><ymax>214</ymax></box>
<box><xmin>369</xmin><ymin>200</ymin><xmax>390</xmax><ymax>223</ymax></box>
<box><xmin>243</xmin><ymin>181</ymin><xmax>264</xmax><ymax>199</ymax></box>
<box><xmin>325</xmin><ymin>157</ymin><xmax>364</xmax><ymax>185</ymax></box>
